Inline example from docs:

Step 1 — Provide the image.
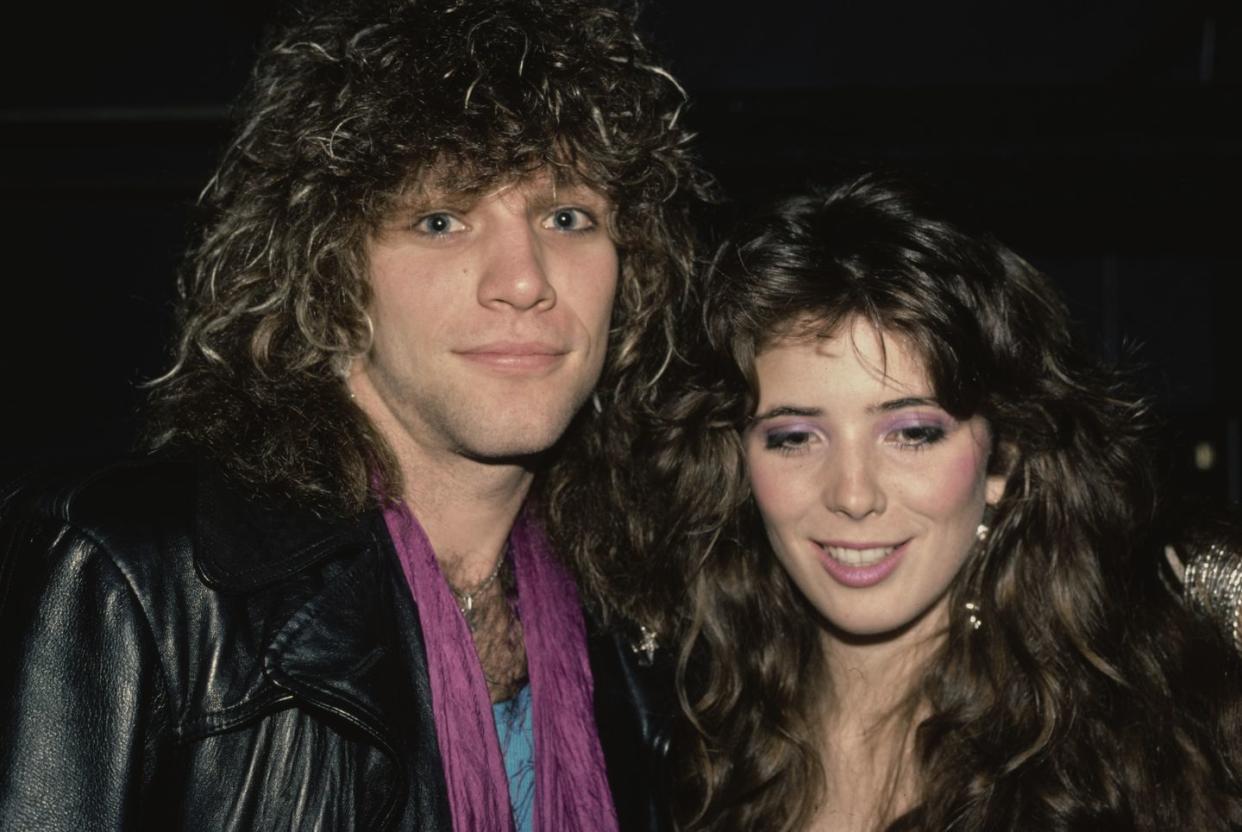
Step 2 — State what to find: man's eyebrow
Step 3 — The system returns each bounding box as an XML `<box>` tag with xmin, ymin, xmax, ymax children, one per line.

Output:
<box><xmin>527</xmin><ymin>184</ymin><xmax>611</xmax><ymax>211</ymax></box>
<box><xmin>867</xmin><ymin>396</ymin><xmax>939</xmax><ymax>413</ymax></box>
<box><xmin>394</xmin><ymin>191</ymin><xmax>477</xmax><ymax>214</ymax></box>
<box><xmin>751</xmin><ymin>405</ymin><xmax>822</xmax><ymax>422</ymax></box>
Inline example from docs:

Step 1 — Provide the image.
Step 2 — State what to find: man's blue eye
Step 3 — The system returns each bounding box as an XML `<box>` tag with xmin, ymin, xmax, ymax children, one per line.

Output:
<box><xmin>547</xmin><ymin>208</ymin><xmax>594</xmax><ymax>231</ymax></box>
<box><xmin>416</xmin><ymin>213</ymin><xmax>456</xmax><ymax>234</ymax></box>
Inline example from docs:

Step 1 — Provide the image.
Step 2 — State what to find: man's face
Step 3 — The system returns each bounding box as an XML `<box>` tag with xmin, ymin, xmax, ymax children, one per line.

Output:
<box><xmin>350</xmin><ymin>171</ymin><xmax>618</xmax><ymax>465</ymax></box>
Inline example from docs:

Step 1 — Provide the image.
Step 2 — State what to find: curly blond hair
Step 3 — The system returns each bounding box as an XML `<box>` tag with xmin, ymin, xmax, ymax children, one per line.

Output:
<box><xmin>144</xmin><ymin>0</ymin><xmax>714</xmax><ymax>616</ymax></box>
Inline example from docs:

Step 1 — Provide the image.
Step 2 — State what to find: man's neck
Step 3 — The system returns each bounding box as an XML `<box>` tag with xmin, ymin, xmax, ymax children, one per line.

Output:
<box><xmin>401</xmin><ymin>447</ymin><xmax>532</xmax><ymax>589</ymax></box>
<box><xmin>348</xmin><ymin>374</ymin><xmax>533</xmax><ymax>586</ymax></box>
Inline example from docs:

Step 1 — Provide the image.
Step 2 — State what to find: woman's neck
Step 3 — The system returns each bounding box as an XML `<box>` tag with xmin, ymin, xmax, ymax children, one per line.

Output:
<box><xmin>822</xmin><ymin>596</ymin><xmax>946</xmax><ymax>715</ymax></box>
<box><xmin>809</xmin><ymin>600</ymin><xmax>950</xmax><ymax>832</ymax></box>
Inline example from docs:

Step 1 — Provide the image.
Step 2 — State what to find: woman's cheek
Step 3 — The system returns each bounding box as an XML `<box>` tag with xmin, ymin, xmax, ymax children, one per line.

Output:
<box><xmin>908</xmin><ymin>433</ymin><xmax>989</xmax><ymax>516</ymax></box>
<box><xmin>746</xmin><ymin>453</ymin><xmax>785</xmax><ymax>515</ymax></box>
<box><xmin>748</xmin><ymin>456</ymin><xmax>813</xmax><ymax>530</ymax></box>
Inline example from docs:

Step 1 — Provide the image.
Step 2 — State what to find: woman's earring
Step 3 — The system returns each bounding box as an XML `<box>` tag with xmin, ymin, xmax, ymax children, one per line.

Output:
<box><xmin>966</xmin><ymin>508</ymin><xmax>994</xmax><ymax>632</ymax></box>
<box><xmin>976</xmin><ymin>504</ymin><xmax>997</xmax><ymax>543</ymax></box>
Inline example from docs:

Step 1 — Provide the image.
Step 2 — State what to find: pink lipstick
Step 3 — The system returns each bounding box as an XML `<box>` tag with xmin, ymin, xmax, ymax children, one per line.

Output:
<box><xmin>815</xmin><ymin>541</ymin><xmax>907</xmax><ymax>589</ymax></box>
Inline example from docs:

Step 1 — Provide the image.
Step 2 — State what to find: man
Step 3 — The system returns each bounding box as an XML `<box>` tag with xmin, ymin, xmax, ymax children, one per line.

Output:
<box><xmin>0</xmin><ymin>0</ymin><xmax>711</xmax><ymax>829</ymax></box>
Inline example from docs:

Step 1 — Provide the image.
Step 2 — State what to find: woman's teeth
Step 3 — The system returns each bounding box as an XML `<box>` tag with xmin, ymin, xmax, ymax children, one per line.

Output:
<box><xmin>822</xmin><ymin>545</ymin><xmax>897</xmax><ymax>566</ymax></box>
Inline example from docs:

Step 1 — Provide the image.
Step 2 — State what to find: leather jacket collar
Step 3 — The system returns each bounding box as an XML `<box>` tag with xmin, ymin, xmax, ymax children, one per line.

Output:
<box><xmin>193</xmin><ymin>465</ymin><xmax>370</xmax><ymax>592</ymax></box>
<box><xmin>191</xmin><ymin>464</ymin><xmax>452</xmax><ymax>828</ymax></box>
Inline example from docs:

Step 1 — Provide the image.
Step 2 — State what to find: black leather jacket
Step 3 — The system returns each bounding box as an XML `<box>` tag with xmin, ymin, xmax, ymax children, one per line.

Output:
<box><xmin>0</xmin><ymin>458</ymin><xmax>672</xmax><ymax>831</ymax></box>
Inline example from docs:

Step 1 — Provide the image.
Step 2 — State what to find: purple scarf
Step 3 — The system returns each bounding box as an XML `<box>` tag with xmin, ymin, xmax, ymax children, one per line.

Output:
<box><xmin>382</xmin><ymin>499</ymin><xmax>619</xmax><ymax>832</ymax></box>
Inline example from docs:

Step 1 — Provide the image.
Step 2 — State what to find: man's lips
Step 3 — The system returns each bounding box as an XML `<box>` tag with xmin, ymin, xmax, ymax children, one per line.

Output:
<box><xmin>455</xmin><ymin>341</ymin><xmax>568</xmax><ymax>371</ymax></box>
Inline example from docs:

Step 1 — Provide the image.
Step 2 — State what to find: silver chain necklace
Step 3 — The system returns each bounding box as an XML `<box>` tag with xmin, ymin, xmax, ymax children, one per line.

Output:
<box><xmin>449</xmin><ymin>555</ymin><xmax>506</xmax><ymax>632</ymax></box>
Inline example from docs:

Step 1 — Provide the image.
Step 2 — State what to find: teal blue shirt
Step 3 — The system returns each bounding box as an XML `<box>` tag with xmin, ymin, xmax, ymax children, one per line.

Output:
<box><xmin>493</xmin><ymin>683</ymin><xmax>535</xmax><ymax>832</ymax></box>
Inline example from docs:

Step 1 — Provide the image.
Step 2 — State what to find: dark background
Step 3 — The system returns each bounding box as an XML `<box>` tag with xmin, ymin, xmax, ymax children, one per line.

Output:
<box><xmin>2</xmin><ymin>1</ymin><xmax>1239</xmax><ymax>507</ymax></box>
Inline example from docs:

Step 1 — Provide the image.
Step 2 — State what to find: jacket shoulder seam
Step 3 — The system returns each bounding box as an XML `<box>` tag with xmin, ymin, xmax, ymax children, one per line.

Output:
<box><xmin>27</xmin><ymin>513</ymin><xmax>183</xmax><ymax>738</ymax></box>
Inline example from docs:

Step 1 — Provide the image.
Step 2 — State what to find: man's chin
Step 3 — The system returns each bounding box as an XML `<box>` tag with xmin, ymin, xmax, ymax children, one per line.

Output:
<box><xmin>452</xmin><ymin>422</ymin><xmax>574</xmax><ymax>467</ymax></box>
<box><xmin>426</xmin><ymin>394</ymin><xmax>590</xmax><ymax>467</ymax></box>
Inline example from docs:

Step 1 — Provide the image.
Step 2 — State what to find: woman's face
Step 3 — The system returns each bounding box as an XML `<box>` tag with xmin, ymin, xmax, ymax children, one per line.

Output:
<box><xmin>744</xmin><ymin>318</ymin><xmax>1006</xmax><ymax>639</ymax></box>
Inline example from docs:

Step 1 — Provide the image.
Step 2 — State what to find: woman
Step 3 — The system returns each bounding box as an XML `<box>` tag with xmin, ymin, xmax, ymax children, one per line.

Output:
<box><xmin>660</xmin><ymin>175</ymin><xmax>1242</xmax><ymax>830</ymax></box>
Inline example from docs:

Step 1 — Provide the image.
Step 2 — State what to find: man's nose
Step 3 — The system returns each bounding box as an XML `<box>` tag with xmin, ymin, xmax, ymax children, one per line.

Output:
<box><xmin>476</xmin><ymin>215</ymin><xmax>556</xmax><ymax>311</ymax></box>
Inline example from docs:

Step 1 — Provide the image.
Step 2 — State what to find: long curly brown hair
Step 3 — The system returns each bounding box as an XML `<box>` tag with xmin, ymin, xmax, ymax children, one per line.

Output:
<box><xmin>143</xmin><ymin>0</ymin><xmax>714</xmax><ymax>620</ymax></box>
<box><xmin>660</xmin><ymin>175</ymin><xmax>1242</xmax><ymax>830</ymax></box>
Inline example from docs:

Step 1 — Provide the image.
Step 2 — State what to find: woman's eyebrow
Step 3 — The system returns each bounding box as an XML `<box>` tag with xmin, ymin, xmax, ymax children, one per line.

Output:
<box><xmin>868</xmin><ymin>396</ymin><xmax>939</xmax><ymax>413</ymax></box>
<box><xmin>751</xmin><ymin>405</ymin><xmax>823</xmax><ymax>422</ymax></box>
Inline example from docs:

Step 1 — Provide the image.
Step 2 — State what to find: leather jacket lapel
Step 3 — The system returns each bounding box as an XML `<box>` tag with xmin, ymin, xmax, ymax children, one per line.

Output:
<box><xmin>262</xmin><ymin>536</ymin><xmax>400</xmax><ymax>746</ymax></box>
<box><xmin>260</xmin><ymin>520</ymin><xmax>453</xmax><ymax>831</ymax></box>
<box><xmin>188</xmin><ymin>466</ymin><xmax>453</xmax><ymax>829</ymax></box>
